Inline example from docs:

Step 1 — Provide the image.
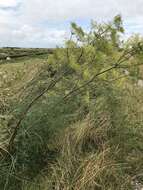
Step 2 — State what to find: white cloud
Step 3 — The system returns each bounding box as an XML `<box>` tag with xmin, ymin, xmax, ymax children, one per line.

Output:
<box><xmin>0</xmin><ymin>0</ymin><xmax>18</xmax><ymax>7</ymax></box>
<box><xmin>11</xmin><ymin>24</ymin><xmax>66</xmax><ymax>47</ymax></box>
<box><xmin>19</xmin><ymin>0</ymin><xmax>143</xmax><ymax>21</ymax></box>
<box><xmin>1</xmin><ymin>0</ymin><xmax>143</xmax><ymax>47</ymax></box>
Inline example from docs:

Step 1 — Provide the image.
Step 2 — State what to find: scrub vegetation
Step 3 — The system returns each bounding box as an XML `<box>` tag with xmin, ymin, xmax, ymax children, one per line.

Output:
<box><xmin>0</xmin><ymin>15</ymin><xmax>143</xmax><ymax>190</ymax></box>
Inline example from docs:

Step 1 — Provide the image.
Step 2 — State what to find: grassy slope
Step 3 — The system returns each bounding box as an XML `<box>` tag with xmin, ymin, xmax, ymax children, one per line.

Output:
<box><xmin>0</xmin><ymin>55</ymin><xmax>48</xmax><ymax>102</ymax></box>
<box><xmin>0</xmin><ymin>54</ymin><xmax>48</xmax><ymax>150</ymax></box>
<box><xmin>0</xmin><ymin>51</ymin><xmax>143</xmax><ymax>190</ymax></box>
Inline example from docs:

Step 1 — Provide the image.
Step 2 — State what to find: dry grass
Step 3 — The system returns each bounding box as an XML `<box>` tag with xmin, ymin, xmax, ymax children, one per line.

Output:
<box><xmin>0</xmin><ymin>57</ymin><xmax>46</xmax><ymax>101</ymax></box>
<box><xmin>26</xmin><ymin>117</ymin><xmax>134</xmax><ymax>190</ymax></box>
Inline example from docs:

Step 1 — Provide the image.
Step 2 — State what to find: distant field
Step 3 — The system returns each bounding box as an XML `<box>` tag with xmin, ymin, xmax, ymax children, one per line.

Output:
<box><xmin>0</xmin><ymin>47</ymin><xmax>53</xmax><ymax>61</ymax></box>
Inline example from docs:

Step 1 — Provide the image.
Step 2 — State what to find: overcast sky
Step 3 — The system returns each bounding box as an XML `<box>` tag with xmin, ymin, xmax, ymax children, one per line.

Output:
<box><xmin>0</xmin><ymin>0</ymin><xmax>142</xmax><ymax>47</ymax></box>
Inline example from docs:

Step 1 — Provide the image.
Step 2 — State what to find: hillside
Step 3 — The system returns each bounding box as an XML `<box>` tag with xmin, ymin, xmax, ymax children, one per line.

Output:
<box><xmin>0</xmin><ymin>16</ymin><xmax>143</xmax><ymax>190</ymax></box>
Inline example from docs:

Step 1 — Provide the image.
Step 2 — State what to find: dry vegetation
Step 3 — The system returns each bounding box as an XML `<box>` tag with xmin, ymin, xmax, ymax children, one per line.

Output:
<box><xmin>0</xmin><ymin>16</ymin><xmax>143</xmax><ymax>190</ymax></box>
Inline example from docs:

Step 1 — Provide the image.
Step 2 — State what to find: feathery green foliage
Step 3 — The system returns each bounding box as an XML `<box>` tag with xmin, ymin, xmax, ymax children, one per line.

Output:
<box><xmin>0</xmin><ymin>15</ymin><xmax>143</xmax><ymax>190</ymax></box>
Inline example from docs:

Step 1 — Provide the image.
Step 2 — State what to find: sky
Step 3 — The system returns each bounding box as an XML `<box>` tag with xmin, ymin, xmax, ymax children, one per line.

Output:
<box><xmin>0</xmin><ymin>0</ymin><xmax>143</xmax><ymax>48</ymax></box>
